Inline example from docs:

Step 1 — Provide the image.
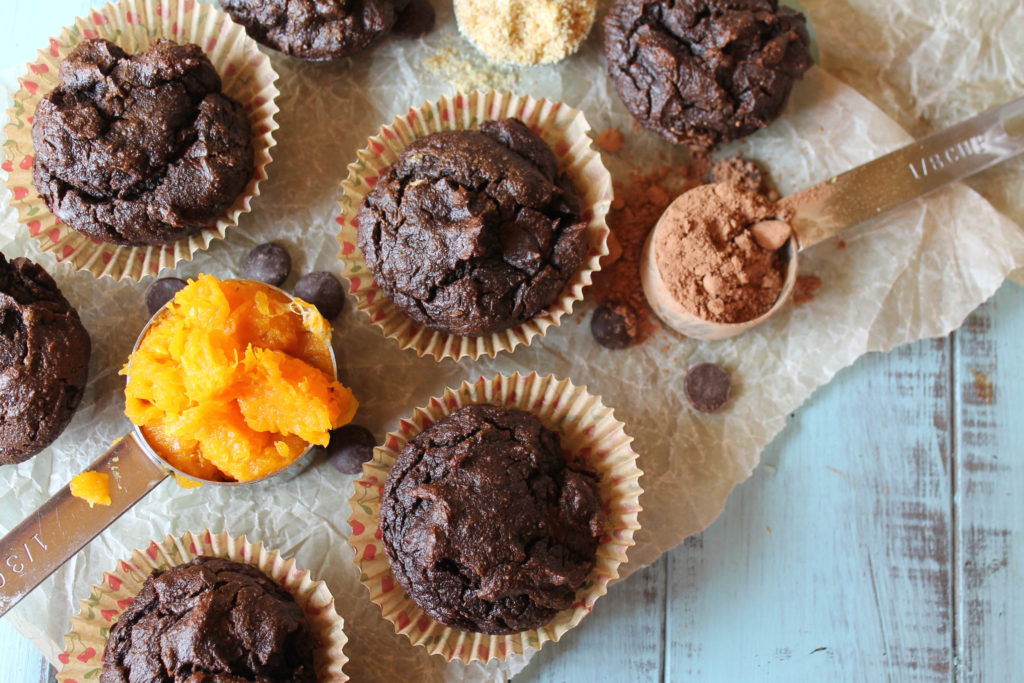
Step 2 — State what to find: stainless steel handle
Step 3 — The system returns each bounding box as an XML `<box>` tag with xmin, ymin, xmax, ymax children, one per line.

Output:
<box><xmin>784</xmin><ymin>96</ymin><xmax>1024</xmax><ymax>250</ymax></box>
<box><xmin>0</xmin><ymin>434</ymin><xmax>168</xmax><ymax>616</ymax></box>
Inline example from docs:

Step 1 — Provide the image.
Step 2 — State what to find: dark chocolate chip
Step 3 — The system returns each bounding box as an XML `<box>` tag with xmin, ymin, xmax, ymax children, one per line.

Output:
<box><xmin>242</xmin><ymin>243</ymin><xmax>291</xmax><ymax>286</ymax></box>
<box><xmin>294</xmin><ymin>271</ymin><xmax>345</xmax><ymax>320</ymax></box>
<box><xmin>145</xmin><ymin>277</ymin><xmax>188</xmax><ymax>315</ymax></box>
<box><xmin>326</xmin><ymin>424</ymin><xmax>376</xmax><ymax>475</ymax></box>
<box><xmin>393</xmin><ymin>0</ymin><xmax>436</xmax><ymax>38</ymax></box>
<box><xmin>684</xmin><ymin>363</ymin><xmax>732</xmax><ymax>413</ymax></box>
<box><xmin>590</xmin><ymin>302</ymin><xmax>638</xmax><ymax>349</ymax></box>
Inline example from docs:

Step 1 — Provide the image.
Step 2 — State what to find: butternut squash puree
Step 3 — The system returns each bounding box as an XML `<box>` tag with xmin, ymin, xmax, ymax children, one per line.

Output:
<box><xmin>69</xmin><ymin>471</ymin><xmax>111</xmax><ymax>507</ymax></box>
<box><xmin>123</xmin><ymin>275</ymin><xmax>357</xmax><ymax>482</ymax></box>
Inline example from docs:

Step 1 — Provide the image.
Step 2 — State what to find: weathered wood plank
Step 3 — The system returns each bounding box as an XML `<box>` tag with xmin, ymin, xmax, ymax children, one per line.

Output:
<box><xmin>665</xmin><ymin>337</ymin><xmax>953</xmax><ymax>680</ymax></box>
<box><xmin>0</xmin><ymin>0</ymin><xmax>95</xmax><ymax>70</ymax></box>
<box><xmin>0</xmin><ymin>618</ymin><xmax>55</xmax><ymax>683</ymax></box>
<box><xmin>516</xmin><ymin>556</ymin><xmax>667</xmax><ymax>682</ymax></box>
<box><xmin>953</xmin><ymin>281</ymin><xmax>1024</xmax><ymax>681</ymax></box>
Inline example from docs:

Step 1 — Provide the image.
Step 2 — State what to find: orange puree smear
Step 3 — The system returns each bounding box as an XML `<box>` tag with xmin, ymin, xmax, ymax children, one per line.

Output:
<box><xmin>70</xmin><ymin>471</ymin><xmax>111</xmax><ymax>507</ymax></box>
<box><xmin>123</xmin><ymin>275</ymin><xmax>358</xmax><ymax>482</ymax></box>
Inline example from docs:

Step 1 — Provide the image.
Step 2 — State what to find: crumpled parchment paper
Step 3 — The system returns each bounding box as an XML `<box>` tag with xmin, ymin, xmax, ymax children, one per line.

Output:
<box><xmin>1</xmin><ymin>1</ymin><xmax>1023</xmax><ymax>681</ymax></box>
<box><xmin>799</xmin><ymin>0</ymin><xmax>1024</xmax><ymax>284</ymax></box>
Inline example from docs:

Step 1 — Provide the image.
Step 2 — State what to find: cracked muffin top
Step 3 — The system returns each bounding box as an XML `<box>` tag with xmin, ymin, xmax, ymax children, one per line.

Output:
<box><xmin>379</xmin><ymin>404</ymin><xmax>605</xmax><ymax>634</ymax></box>
<box><xmin>603</xmin><ymin>0</ymin><xmax>813</xmax><ymax>149</ymax></box>
<box><xmin>356</xmin><ymin>118</ymin><xmax>589</xmax><ymax>337</ymax></box>
<box><xmin>0</xmin><ymin>253</ymin><xmax>90</xmax><ymax>465</ymax></box>
<box><xmin>31</xmin><ymin>39</ymin><xmax>254</xmax><ymax>246</ymax></box>
<box><xmin>100</xmin><ymin>556</ymin><xmax>316</xmax><ymax>683</ymax></box>
<box><xmin>221</xmin><ymin>0</ymin><xmax>412</xmax><ymax>60</ymax></box>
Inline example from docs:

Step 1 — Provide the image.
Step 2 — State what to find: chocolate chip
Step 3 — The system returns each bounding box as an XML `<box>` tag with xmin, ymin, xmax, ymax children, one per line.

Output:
<box><xmin>590</xmin><ymin>302</ymin><xmax>638</xmax><ymax>349</ymax></box>
<box><xmin>294</xmin><ymin>271</ymin><xmax>345</xmax><ymax>320</ymax></box>
<box><xmin>393</xmin><ymin>0</ymin><xmax>436</xmax><ymax>39</ymax></box>
<box><xmin>145</xmin><ymin>278</ymin><xmax>188</xmax><ymax>315</ymax></box>
<box><xmin>242</xmin><ymin>243</ymin><xmax>291</xmax><ymax>287</ymax></box>
<box><xmin>684</xmin><ymin>363</ymin><xmax>732</xmax><ymax>413</ymax></box>
<box><xmin>326</xmin><ymin>424</ymin><xmax>376</xmax><ymax>475</ymax></box>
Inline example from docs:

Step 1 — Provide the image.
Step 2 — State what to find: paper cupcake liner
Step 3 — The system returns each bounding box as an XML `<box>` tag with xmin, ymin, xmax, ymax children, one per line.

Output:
<box><xmin>2</xmin><ymin>0</ymin><xmax>280</xmax><ymax>281</ymax></box>
<box><xmin>337</xmin><ymin>92</ymin><xmax>612</xmax><ymax>361</ymax></box>
<box><xmin>348</xmin><ymin>372</ymin><xmax>643</xmax><ymax>664</ymax></box>
<box><xmin>56</xmin><ymin>530</ymin><xmax>348</xmax><ymax>682</ymax></box>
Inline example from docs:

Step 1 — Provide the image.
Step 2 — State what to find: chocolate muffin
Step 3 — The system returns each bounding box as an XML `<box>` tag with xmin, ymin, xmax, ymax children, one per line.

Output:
<box><xmin>0</xmin><ymin>254</ymin><xmax>90</xmax><ymax>465</ymax></box>
<box><xmin>221</xmin><ymin>0</ymin><xmax>413</xmax><ymax>60</ymax></box>
<box><xmin>101</xmin><ymin>556</ymin><xmax>316</xmax><ymax>683</ymax></box>
<box><xmin>380</xmin><ymin>404</ymin><xmax>605</xmax><ymax>634</ymax></box>
<box><xmin>31</xmin><ymin>39</ymin><xmax>254</xmax><ymax>246</ymax></box>
<box><xmin>603</xmin><ymin>0</ymin><xmax>814</xmax><ymax>148</ymax></box>
<box><xmin>357</xmin><ymin>118</ymin><xmax>589</xmax><ymax>337</ymax></box>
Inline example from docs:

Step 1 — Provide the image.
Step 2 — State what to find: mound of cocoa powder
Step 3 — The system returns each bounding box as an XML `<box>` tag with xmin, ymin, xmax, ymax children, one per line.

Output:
<box><xmin>652</xmin><ymin>182</ymin><xmax>792</xmax><ymax>324</ymax></box>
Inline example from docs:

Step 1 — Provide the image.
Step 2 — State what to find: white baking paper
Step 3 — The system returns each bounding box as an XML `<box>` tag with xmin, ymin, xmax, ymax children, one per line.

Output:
<box><xmin>799</xmin><ymin>0</ymin><xmax>1024</xmax><ymax>284</ymax></box>
<box><xmin>1</xmin><ymin>1</ymin><xmax>1023</xmax><ymax>681</ymax></box>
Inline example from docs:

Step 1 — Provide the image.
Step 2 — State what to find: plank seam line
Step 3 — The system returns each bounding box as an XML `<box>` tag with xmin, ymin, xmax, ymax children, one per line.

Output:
<box><xmin>865</xmin><ymin>551</ymin><xmax>895</xmax><ymax>683</ymax></box>
<box><xmin>950</xmin><ymin>329</ymin><xmax>961</xmax><ymax>683</ymax></box>
<box><xmin>660</xmin><ymin>555</ymin><xmax>669</xmax><ymax>683</ymax></box>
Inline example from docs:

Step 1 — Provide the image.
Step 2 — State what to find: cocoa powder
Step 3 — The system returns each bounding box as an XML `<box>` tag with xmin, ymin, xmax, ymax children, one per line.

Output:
<box><xmin>596</xmin><ymin>129</ymin><xmax>625</xmax><ymax>153</ymax></box>
<box><xmin>711</xmin><ymin>157</ymin><xmax>763</xmax><ymax>192</ymax></box>
<box><xmin>792</xmin><ymin>274</ymin><xmax>822</xmax><ymax>305</ymax></box>
<box><xmin>711</xmin><ymin>156</ymin><xmax>780</xmax><ymax>200</ymax></box>
<box><xmin>593</xmin><ymin>165</ymin><xmax>702</xmax><ymax>341</ymax></box>
<box><xmin>652</xmin><ymin>183</ymin><xmax>791</xmax><ymax>324</ymax></box>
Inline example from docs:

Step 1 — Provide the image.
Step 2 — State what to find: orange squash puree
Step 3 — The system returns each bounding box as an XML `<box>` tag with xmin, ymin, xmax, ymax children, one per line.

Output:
<box><xmin>70</xmin><ymin>471</ymin><xmax>111</xmax><ymax>507</ymax></box>
<box><xmin>123</xmin><ymin>275</ymin><xmax>357</xmax><ymax>482</ymax></box>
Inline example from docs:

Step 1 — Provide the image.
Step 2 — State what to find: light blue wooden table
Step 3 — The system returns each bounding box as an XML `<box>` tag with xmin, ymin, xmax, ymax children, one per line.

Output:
<box><xmin>2</xmin><ymin>1</ymin><xmax>1022</xmax><ymax>681</ymax></box>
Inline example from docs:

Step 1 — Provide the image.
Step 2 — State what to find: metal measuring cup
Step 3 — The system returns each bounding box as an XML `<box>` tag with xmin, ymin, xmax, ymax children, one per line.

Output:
<box><xmin>642</xmin><ymin>95</ymin><xmax>1024</xmax><ymax>341</ymax></box>
<box><xmin>0</xmin><ymin>280</ymin><xmax>337</xmax><ymax>616</ymax></box>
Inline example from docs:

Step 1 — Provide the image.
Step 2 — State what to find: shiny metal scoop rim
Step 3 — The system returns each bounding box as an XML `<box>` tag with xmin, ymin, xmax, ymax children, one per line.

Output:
<box><xmin>0</xmin><ymin>280</ymin><xmax>337</xmax><ymax>616</ymax></box>
<box><xmin>644</xmin><ymin>95</ymin><xmax>1024</xmax><ymax>341</ymax></box>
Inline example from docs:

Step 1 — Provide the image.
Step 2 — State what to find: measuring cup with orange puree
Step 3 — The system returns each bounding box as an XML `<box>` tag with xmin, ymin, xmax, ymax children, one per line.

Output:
<box><xmin>0</xmin><ymin>275</ymin><xmax>357</xmax><ymax>615</ymax></box>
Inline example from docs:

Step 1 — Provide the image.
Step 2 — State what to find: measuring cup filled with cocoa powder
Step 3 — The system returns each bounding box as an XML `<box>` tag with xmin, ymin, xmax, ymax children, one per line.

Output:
<box><xmin>0</xmin><ymin>276</ymin><xmax>357</xmax><ymax>616</ymax></box>
<box><xmin>642</xmin><ymin>95</ymin><xmax>1024</xmax><ymax>341</ymax></box>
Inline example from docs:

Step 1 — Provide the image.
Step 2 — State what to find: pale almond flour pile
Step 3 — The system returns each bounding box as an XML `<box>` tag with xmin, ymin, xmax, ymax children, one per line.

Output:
<box><xmin>453</xmin><ymin>0</ymin><xmax>597</xmax><ymax>66</ymax></box>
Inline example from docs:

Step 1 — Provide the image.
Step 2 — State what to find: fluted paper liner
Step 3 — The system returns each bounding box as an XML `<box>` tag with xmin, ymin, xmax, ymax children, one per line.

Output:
<box><xmin>348</xmin><ymin>372</ymin><xmax>643</xmax><ymax>664</ymax></box>
<box><xmin>56</xmin><ymin>530</ymin><xmax>348</xmax><ymax>682</ymax></box>
<box><xmin>337</xmin><ymin>92</ymin><xmax>612</xmax><ymax>361</ymax></box>
<box><xmin>2</xmin><ymin>0</ymin><xmax>280</xmax><ymax>281</ymax></box>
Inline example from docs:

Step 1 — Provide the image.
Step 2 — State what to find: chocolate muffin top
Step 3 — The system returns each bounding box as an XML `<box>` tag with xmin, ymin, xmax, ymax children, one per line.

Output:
<box><xmin>380</xmin><ymin>404</ymin><xmax>605</xmax><ymax>634</ymax></box>
<box><xmin>357</xmin><ymin>118</ymin><xmax>589</xmax><ymax>337</ymax></box>
<box><xmin>101</xmin><ymin>556</ymin><xmax>316</xmax><ymax>683</ymax></box>
<box><xmin>603</xmin><ymin>0</ymin><xmax>813</xmax><ymax>148</ymax></box>
<box><xmin>31</xmin><ymin>39</ymin><xmax>254</xmax><ymax>246</ymax></box>
<box><xmin>221</xmin><ymin>0</ymin><xmax>412</xmax><ymax>60</ymax></box>
<box><xmin>0</xmin><ymin>254</ymin><xmax>90</xmax><ymax>465</ymax></box>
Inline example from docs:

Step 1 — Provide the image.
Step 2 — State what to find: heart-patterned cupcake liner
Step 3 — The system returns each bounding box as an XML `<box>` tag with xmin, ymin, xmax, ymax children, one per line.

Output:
<box><xmin>349</xmin><ymin>372</ymin><xmax>643</xmax><ymax>664</ymax></box>
<box><xmin>337</xmin><ymin>91</ymin><xmax>612</xmax><ymax>361</ymax></box>
<box><xmin>56</xmin><ymin>530</ymin><xmax>348</xmax><ymax>682</ymax></box>
<box><xmin>2</xmin><ymin>0</ymin><xmax>280</xmax><ymax>280</ymax></box>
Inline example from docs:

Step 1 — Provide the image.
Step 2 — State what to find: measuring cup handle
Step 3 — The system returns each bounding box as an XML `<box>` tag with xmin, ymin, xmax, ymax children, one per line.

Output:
<box><xmin>785</xmin><ymin>95</ymin><xmax>1024</xmax><ymax>251</ymax></box>
<box><xmin>0</xmin><ymin>434</ymin><xmax>168</xmax><ymax>617</ymax></box>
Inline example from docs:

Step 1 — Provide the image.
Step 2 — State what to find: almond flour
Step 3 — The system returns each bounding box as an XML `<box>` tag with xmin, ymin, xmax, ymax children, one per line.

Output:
<box><xmin>454</xmin><ymin>0</ymin><xmax>597</xmax><ymax>66</ymax></box>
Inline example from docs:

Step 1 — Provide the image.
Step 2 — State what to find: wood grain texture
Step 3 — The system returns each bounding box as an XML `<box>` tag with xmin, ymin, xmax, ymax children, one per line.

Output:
<box><xmin>954</xmin><ymin>283</ymin><xmax>1024</xmax><ymax>681</ymax></box>
<box><xmin>518</xmin><ymin>557</ymin><xmax>667</xmax><ymax>682</ymax></box>
<box><xmin>0</xmin><ymin>618</ymin><xmax>55</xmax><ymax>683</ymax></box>
<box><xmin>663</xmin><ymin>336</ymin><xmax>953</xmax><ymax>681</ymax></box>
<box><xmin>0</xmin><ymin>0</ymin><xmax>94</xmax><ymax>71</ymax></box>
